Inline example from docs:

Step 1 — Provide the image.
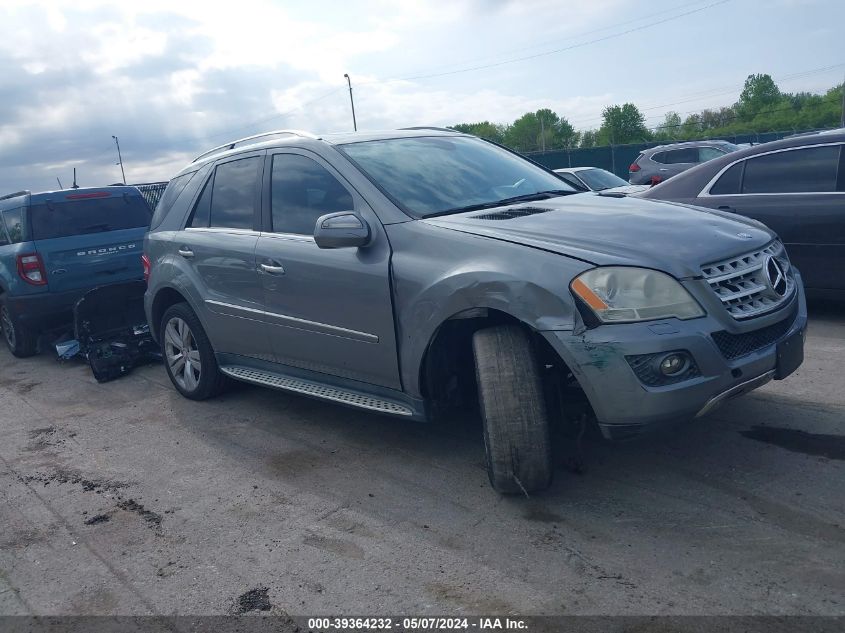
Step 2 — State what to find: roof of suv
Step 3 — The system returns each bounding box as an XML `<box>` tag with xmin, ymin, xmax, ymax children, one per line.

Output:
<box><xmin>643</xmin><ymin>139</ymin><xmax>737</xmax><ymax>154</ymax></box>
<box><xmin>188</xmin><ymin>127</ymin><xmax>467</xmax><ymax>169</ymax></box>
<box><xmin>0</xmin><ymin>186</ymin><xmax>142</xmax><ymax>212</ymax></box>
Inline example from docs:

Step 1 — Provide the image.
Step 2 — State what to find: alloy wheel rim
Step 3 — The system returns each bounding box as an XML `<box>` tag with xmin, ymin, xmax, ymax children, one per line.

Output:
<box><xmin>1</xmin><ymin>307</ymin><xmax>15</xmax><ymax>349</ymax></box>
<box><xmin>164</xmin><ymin>317</ymin><xmax>201</xmax><ymax>391</ymax></box>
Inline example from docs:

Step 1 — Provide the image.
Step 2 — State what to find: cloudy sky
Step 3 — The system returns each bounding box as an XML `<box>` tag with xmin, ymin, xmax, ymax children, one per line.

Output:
<box><xmin>0</xmin><ymin>0</ymin><xmax>842</xmax><ymax>192</ymax></box>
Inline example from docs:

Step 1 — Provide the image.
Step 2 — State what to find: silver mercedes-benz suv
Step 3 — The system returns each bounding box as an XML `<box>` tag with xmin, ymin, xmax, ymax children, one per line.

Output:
<box><xmin>144</xmin><ymin>128</ymin><xmax>806</xmax><ymax>494</ymax></box>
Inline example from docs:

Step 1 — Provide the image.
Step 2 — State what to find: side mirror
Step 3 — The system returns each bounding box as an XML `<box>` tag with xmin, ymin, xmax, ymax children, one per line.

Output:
<box><xmin>314</xmin><ymin>212</ymin><xmax>371</xmax><ymax>249</ymax></box>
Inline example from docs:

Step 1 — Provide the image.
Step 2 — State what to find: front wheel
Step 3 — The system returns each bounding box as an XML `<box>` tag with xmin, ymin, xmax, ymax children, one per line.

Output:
<box><xmin>160</xmin><ymin>302</ymin><xmax>226</xmax><ymax>400</ymax></box>
<box><xmin>1</xmin><ymin>302</ymin><xmax>38</xmax><ymax>358</ymax></box>
<box><xmin>472</xmin><ymin>325</ymin><xmax>553</xmax><ymax>495</ymax></box>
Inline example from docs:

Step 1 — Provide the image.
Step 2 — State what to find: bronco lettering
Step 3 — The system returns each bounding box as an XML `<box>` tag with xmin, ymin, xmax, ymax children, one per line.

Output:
<box><xmin>76</xmin><ymin>244</ymin><xmax>137</xmax><ymax>256</ymax></box>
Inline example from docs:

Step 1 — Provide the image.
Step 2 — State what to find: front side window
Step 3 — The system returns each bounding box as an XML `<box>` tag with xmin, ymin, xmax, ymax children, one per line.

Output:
<box><xmin>209</xmin><ymin>156</ymin><xmax>261</xmax><ymax>229</ymax></box>
<box><xmin>742</xmin><ymin>145</ymin><xmax>840</xmax><ymax>194</ymax></box>
<box><xmin>699</xmin><ymin>147</ymin><xmax>727</xmax><ymax>162</ymax></box>
<box><xmin>339</xmin><ymin>136</ymin><xmax>575</xmax><ymax>218</ymax></box>
<box><xmin>271</xmin><ymin>154</ymin><xmax>354</xmax><ymax>235</ymax></box>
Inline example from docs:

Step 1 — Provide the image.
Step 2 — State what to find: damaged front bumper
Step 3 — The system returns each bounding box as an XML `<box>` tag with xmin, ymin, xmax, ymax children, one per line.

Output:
<box><xmin>542</xmin><ymin>277</ymin><xmax>808</xmax><ymax>440</ymax></box>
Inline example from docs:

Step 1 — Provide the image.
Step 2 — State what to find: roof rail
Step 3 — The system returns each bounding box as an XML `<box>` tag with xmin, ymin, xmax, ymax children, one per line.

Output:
<box><xmin>191</xmin><ymin>129</ymin><xmax>317</xmax><ymax>163</ymax></box>
<box><xmin>399</xmin><ymin>126</ymin><xmax>458</xmax><ymax>133</ymax></box>
<box><xmin>0</xmin><ymin>190</ymin><xmax>30</xmax><ymax>201</ymax></box>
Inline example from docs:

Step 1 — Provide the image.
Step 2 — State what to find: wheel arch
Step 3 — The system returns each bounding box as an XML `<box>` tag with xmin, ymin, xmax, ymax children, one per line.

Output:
<box><xmin>149</xmin><ymin>285</ymin><xmax>192</xmax><ymax>342</ymax></box>
<box><xmin>418</xmin><ymin>306</ymin><xmax>569</xmax><ymax>412</ymax></box>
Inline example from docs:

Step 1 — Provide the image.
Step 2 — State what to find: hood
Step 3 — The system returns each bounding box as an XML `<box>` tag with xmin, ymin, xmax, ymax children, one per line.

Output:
<box><xmin>422</xmin><ymin>193</ymin><xmax>774</xmax><ymax>279</ymax></box>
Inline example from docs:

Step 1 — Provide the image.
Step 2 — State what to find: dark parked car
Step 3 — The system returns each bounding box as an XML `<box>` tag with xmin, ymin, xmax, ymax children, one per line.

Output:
<box><xmin>629</xmin><ymin>140</ymin><xmax>740</xmax><ymax>185</ymax></box>
<box><xmin>145</xmin><ymin>128</ymin><xmax>806</xmax><ymax>494</ymax></box>
<box><xmin>638</xmin><ymin>131</ymin><xmax>845</xmax><ymax>299</ymax></box>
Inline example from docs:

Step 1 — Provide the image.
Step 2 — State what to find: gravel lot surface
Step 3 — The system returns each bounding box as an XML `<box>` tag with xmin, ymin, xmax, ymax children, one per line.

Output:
<box><xmin>1</xmin><ymin>303</ymin><xmax>843</xmax><ymax>616</ymax></box>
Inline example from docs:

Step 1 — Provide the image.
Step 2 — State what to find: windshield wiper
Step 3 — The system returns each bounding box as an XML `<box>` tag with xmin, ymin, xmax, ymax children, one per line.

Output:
<box><xmin>422</xmin><ymin>190</ymin><xmax>575</xmax><ymax>218</ymax></box>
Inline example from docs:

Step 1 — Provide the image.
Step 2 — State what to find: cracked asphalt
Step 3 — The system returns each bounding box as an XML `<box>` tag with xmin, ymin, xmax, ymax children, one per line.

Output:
<box><xmin>0</xmin><ymin>303</ymin><xmax>843</xmax><ymax>616</ymax></box>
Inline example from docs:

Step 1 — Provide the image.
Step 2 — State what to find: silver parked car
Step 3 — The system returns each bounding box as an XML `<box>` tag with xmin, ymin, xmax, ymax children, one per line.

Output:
<box><xmin>629</xmin><ymin>140</ymin><xmax>740</xmax><ymax>185</ymax></box>
<box><xmin>554</xmin><ymin>167</ymin><xmax>649</xmax><ymax>195</ymax></box>
<box><xmin>144</xmin><ymin>128</ymin><xmax>806</xmax><ymax>494</ymax></box>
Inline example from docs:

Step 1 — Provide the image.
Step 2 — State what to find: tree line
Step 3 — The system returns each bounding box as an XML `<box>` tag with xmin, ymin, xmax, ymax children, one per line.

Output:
<box><xmin>451</xmin><ymin>74</ymin><xmax>844</xmax><ymax>152</ymax></box>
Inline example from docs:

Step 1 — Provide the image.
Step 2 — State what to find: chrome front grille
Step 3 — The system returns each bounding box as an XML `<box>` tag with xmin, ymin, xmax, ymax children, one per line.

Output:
<box><xmin>701</xmin><ymin>241</ymin><xmax>794</xmax><ymax>320</ymax></box>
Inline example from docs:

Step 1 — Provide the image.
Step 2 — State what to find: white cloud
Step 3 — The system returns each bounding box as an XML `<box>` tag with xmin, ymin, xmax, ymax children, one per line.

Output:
<box><xmin>1</xmin><ymin>0</ymin><xmax>840</xmax><ymax>192</ymax></box>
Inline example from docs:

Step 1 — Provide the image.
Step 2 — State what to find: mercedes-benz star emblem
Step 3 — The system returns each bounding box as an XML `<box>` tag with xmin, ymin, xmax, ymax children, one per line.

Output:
<box><xmin>764</xmin><ymin>255</ymin><xmax>788</xmax><ymax>297</ymax></box>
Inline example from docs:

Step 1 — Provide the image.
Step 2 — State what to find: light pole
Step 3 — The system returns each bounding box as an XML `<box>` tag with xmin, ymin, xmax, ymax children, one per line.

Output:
<box><xmin>343</xmin><ymin>73</ymin><xmax>357</xmax><ymax>132</ymax></box>
<box><xmin>111</xmin><ymin>135</ymin><xmax>126</xmax><ymax>184</ymax></box>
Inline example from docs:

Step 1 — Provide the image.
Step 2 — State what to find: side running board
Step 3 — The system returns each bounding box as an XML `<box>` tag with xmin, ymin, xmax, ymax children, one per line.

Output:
<box><xmin>219</xmin><ymin>365</ymin><xmax>414</xmax><ymax>417</ymax></box>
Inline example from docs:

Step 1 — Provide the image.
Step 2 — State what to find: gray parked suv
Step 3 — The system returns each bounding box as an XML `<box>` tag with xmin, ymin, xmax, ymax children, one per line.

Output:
<box><xmin>629</xmin><ymin>140</ymin><xmax>740</xmax><ymax>185</ymax></box>
<box><xmin>145</xmin><ymin>128</ymin><xmax>807</xmax><ymax>494</ymax></box>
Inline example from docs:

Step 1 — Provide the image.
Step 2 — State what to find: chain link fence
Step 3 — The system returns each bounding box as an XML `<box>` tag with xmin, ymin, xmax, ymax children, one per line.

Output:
<box><xmin>132</xmin><ymin>181</ymin><xmax>168</xmax><ymax>211</ymax></box>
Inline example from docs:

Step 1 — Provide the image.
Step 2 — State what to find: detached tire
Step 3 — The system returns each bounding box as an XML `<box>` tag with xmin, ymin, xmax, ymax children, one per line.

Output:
<box><xmin>473</xmin><ymin>325</ymin><xmax>553</xmax><ymax>494</ymax></box>
<box><xmin>160</xmin><ymin>302</ymin><xmax>226</xmax><ymax>400</ymax></box>
<box><xmin>1</xmin><ymin>303</ymin><xmax>37</xmax><ymax>358</ymax></box>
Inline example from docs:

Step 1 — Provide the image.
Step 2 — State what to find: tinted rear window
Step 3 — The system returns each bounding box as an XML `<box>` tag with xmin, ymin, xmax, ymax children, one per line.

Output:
<box><xmin>663</xmin><ymin>148</ymin><xmax>698</xmax><ymax>164</ymax></box>
<box><xmin>710</xmin><ymin>162</ymin><xmax>744</xmax><ymax>195</ymax></box>
<box><xmin>30</xmin><ymin>195</ymin><xmax>151</xmax><ymax>240</ymax></box>
<box><xmin>2</xmin><ymin>208</ymin><xmax>24</xmax><ymax>243</ymax></box>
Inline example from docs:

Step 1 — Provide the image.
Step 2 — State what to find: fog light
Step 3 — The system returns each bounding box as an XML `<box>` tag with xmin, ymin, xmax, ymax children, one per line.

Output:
<box><xmin>659</xmin><ymin>353</ymin><xmax>686</xmax><ymax>375</ymax></box>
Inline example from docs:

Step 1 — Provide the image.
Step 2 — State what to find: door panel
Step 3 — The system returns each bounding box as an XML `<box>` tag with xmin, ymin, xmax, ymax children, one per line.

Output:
<box><xmin>174</xmin><ymin>151</ymin><xmax>270</xmax><ymax>359</ymax></box>
<box><xmin>255</xmin><ymin>150</ymin><xmax>400</xmax><ymax>389</ymax></box>
<box><xmin>255</xmin><ymin>233</ymin><xmax>400</xmax><ymax>387</ymax></box>
<box><xmin>696</xmin><ymin>193</ymin><xmax>845</xmax><ymax>291</ymax></box>
<box><xmin>177</xmin><ymin>229</ymin><xmax>268</xmax><ymax>358</ymax></box>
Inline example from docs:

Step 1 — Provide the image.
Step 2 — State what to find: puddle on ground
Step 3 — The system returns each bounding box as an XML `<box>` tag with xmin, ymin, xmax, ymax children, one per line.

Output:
<box><xmin>740</xmin><ymin>426</ymin><xmax>845</xmax><ymax>461</ymax></box>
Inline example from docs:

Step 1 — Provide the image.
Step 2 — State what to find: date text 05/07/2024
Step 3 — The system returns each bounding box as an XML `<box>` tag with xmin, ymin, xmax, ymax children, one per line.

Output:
<box><xmin>307</xmin><ymin>617</ymin><xmax>529</xmax><ymax>630</ymax></box>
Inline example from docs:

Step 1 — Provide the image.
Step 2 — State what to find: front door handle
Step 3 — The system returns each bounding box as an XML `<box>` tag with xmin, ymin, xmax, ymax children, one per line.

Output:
<box><xmin>260</xmin><ymin>262</ymin><xmax>285</xmax><ymax>275</ymax></box>
<box><xmin>178</xmin><ymin>247</ymin><xmax>194</xmax><ymax>258</ymax></box>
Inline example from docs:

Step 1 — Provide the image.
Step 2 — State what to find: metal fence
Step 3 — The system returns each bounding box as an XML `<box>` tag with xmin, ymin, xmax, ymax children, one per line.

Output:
<box><xmin>526</xmin><ymin>128</ymin><xmax>834</xmax><ymax>179</ymax></box>
<box><xmin>132</xmin><ymin>181</ymin><xmax>168</xmax><ymax>211</ymax></box>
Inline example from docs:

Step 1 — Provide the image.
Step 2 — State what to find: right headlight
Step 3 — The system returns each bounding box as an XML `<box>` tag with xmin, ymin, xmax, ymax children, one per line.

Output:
<box><xmin>571</xmin><ymin>266</ymin><xmax>705</xmax><ymax>323</ymax></box>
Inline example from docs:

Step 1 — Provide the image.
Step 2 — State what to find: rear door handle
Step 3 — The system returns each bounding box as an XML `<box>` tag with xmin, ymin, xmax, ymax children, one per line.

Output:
<box><xmin>260</xmin><ymin>262</ymin><xmax>285</xmax><ymax>275</ymax></box>
<box><xmin>178</xmin><ymin>247</ymin><xmax>194</xmax><ymax>258</ymax></box>
<box><xmin>658</xmin><ymin>168</ymin><xmax>669</xmax><ymax>172</ymax></box>
<box><xmin>717</xmin><ymin>205</ymin><xmax>737</xmax><ymax>213</ymax></box>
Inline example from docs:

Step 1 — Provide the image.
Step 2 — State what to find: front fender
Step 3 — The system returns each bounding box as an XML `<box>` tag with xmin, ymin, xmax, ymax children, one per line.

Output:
<box><xmin>388</xmin><ymin>221</ymin><xmax>590</xmax><ymax>398</ymax></box>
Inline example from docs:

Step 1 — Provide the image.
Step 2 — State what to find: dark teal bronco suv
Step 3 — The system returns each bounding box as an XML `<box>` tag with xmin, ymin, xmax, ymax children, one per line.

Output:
<box><xmin>0</xmin><ymin>186</ymin><xmax>150</xmax><ymax>357</ymax></box>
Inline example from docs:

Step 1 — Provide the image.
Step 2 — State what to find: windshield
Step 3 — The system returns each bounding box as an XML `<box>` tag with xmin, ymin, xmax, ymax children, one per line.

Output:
<box><xmin>339</xmin><ymin>136</ymin><xmax>576</xmax><ymax>218</ymax></box>
<box><xmin>577</xmin><ymin>168</ymin><xmax>628</xmax><ymax>191</ymax></box>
